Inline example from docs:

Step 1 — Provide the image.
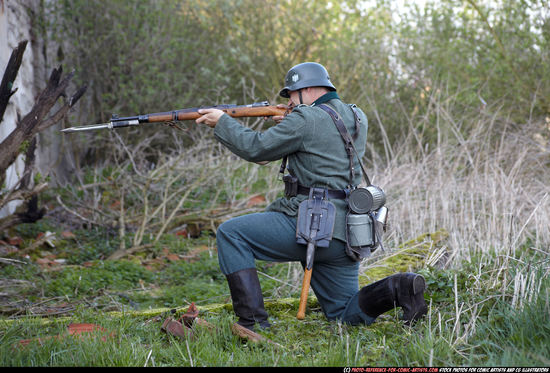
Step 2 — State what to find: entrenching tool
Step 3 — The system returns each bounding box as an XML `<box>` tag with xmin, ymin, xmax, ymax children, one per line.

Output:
<box><xmin>295</xmin><ymin>188</ymin><xmax>335</xmax><ymax>320</ymax></box>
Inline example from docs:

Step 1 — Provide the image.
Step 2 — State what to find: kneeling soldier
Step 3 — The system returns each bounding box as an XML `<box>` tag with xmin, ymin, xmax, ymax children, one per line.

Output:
<box><xmin>196</xmin><ymin>62</ymin><xmax>428</xmax><ymax>331</ymax></box>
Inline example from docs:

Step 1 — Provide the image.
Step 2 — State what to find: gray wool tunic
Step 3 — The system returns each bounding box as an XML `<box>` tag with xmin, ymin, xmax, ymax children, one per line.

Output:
<box><xmin>213</xmin><ymin>93</ymin><xmax>368</xmax><ymax>243</ymax></box>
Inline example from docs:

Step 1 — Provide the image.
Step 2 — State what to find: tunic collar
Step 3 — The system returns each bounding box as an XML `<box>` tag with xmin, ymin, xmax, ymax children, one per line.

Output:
<box><xmin>311</xmin><ymin>91</ymin><xmax>340</xmax><ymax>106</ymax></box>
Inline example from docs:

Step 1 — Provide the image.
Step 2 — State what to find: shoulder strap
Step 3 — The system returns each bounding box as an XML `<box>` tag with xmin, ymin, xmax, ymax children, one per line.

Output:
<box><xmin>279</xmin><ymin>155</ymin><xmax>288</xmax><ymax>178</ymax></box>
<box><xmin>317</xmin><ymin>104</ymin><xmax>371</xmax><ymax>187</ymax></box>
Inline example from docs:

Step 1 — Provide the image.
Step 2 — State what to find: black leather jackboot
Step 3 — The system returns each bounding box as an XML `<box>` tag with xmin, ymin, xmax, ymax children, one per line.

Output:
<box><xmin>358</xmin><ymin>272</ymin><xmax>428</xmax><ymax>324</ymax></box>
<box><xmin>225</xmin><ymin>268</ymin><xmax>271</xmax><ymax>331</ymax></box>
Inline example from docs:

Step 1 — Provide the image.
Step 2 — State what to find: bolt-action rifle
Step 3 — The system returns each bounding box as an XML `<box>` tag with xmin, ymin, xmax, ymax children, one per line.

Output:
<box><xmin>60</xmin><ymin>101</ymin><xmax>287</xmax><ymax>133</ymax></box>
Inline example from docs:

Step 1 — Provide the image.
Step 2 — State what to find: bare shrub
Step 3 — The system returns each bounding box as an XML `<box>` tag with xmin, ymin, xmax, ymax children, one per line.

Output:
<box><xmin>362</xmin><ymin>87</ymin><xmax>550</xmax><ymax>309</ymax></box>
<box><xmin>56</xmin><ymin>119</ymin><xmax>282</xmax><ymax>257</ymax></box>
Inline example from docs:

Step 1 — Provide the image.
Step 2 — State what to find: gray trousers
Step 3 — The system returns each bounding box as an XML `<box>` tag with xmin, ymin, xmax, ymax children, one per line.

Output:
<box><xmin>216</xmin><ymin>211</ymin><xmax>375</xmax><ymax>325</ymax></box>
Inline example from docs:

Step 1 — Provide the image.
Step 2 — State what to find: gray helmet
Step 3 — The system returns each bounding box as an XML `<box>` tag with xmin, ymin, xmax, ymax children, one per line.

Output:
<box><xmin>279</xmin><ymin>62</ymin><xmax>336</xmax><ymax>98</ymax></box>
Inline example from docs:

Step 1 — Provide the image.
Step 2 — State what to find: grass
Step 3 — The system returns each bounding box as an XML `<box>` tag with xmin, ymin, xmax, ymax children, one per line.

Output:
<box><xmin>1</xmin><ymin>221</ymin><xmax>548</xmax><ymax>367</ymax></box>
<box><xmin>1</xmin><ymin>96</ymin><xmax>549</xmax><ymax>366</ymax></box>
<box><xmin>1</xmin><ymin>290</ymin><xmax>548</xmax><ymax>367</ymax></box>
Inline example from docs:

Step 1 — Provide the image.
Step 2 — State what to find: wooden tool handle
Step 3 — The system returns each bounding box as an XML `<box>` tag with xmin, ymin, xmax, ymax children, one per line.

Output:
<box><xmin>296</xmin><ymin>268</ymin><xmax>313</xmax><ymax>320</ymax></box>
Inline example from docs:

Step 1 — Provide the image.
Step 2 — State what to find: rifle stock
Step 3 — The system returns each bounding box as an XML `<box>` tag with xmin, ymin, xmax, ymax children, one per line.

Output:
<box><xmin>61</xmin><ymin>101</ymin><xmax>287</xmax><ymax>133</ymax></box>
<box><xmin>148</xmin><ymin>102</ymin><xmax>286</xmax><ymax>122</ymax></box>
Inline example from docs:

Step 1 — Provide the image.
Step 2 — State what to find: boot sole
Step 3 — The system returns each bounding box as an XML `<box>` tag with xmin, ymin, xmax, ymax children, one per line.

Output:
<box><xmin>411</xmin><ymin>274</ymin><xmax>426</xmax><ymax>295</ymax></box>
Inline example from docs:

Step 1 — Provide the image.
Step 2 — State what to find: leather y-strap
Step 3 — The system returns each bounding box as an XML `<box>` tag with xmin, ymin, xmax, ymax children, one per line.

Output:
<box><xmin>318</xmin><ymin>104</ymin><xmax>371</xmax><ymax>187</ymax></box>
<box><xmin>279</xmin><ymin>155</ymin><xmax>288</xmax><ymax>178</ymax></box>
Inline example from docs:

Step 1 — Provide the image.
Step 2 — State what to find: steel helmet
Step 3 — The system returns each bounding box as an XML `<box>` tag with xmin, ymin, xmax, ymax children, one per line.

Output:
<box><xmin>279</xmin><ymin>62</ymin><xmax>336</xmax><ymax>98</ymax></box>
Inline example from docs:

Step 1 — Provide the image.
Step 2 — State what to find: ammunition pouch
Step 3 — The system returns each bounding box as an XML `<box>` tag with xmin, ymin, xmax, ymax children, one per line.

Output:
<box><xmin>283</xmin><ymin>174</ymin><xmax>298</xmax><ymax>198</ymax></box>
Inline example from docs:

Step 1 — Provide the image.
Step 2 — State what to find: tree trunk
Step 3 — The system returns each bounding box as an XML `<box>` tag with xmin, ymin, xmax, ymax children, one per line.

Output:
<box><xmin>0</xmin><ymin>39</ymin><xmax>87</xmax><ymax>232</ymax></box>
<box><xmin>0</xmin><ymin>65</ymin><xmax>87</xmax><ymax>186</ymax></box>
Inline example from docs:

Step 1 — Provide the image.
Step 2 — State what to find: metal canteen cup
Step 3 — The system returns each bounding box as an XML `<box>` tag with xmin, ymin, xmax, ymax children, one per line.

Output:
<box><xmin>347</xmin><ymin>185</ymin><xmax>386</xmax><ymax>214</ymax></box>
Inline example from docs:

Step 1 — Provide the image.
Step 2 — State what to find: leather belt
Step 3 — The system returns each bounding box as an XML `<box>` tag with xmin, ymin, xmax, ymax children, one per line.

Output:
<box><xmin>297</xmin><ymin>184</ymin><xmax>348</xmax><ymax>200</ymax></box>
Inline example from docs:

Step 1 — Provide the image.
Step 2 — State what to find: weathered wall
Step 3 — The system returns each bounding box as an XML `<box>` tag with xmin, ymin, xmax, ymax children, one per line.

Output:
<box><xmin>33</xmin><ymin>0</ymin><xmax>78</xmax><ymax>187</ymax></box>
<box><xmin>0</xmin><ymin>0</ymin><xmax>42</xmax><ymax>216</ymax></box>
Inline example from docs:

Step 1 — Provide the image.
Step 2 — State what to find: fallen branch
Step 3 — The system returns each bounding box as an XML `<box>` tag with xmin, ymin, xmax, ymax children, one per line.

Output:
<box><xmin>107</xmin><ymin>243</ymin><xmax>154</xmax><ymax>261</ymax></box>
<box><xmin>230</xmin><ymin>323</ymin><xmax>283</xmax><ymax>348</ymax></box>
<box><xmin>0</xmin><ymin>195</ymin><xmax>47</xmax><ymax>232</ymax></box>
<box><xmin>0</xmin><ymin>182</ymin><xmax>48</xmax><ymax>208</ymax></box>
<box><xmin>55</xmin><ymin>195</ymin><xmax>101</xmax><ymax>227</ymax></box>
<box><xmin>0</xmin><ymin>257</ymin><xmax>27</xmax><ymax>265</ymax></box>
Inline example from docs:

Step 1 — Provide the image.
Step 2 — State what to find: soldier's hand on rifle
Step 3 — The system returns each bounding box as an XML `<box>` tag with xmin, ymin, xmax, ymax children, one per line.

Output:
<box><xmin>271</xmin><ymin>101</ymin><xmax>294</xmax><ymax>123</ymax></box>
<box><xmin>196</xmin><ymin>108</ymin><xmax>225</xmax><ymax>128</ymax></box>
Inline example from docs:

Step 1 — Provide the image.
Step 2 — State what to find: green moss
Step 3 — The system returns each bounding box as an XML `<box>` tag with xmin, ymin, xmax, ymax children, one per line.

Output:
<box><xmin>359</xmin><ymin>229</ymin><xmax>449</xmax><ymax>286</ymax></box>
<box><xmin>18</xmin><ymin>140</ymin><xmax>30</xmax><ymax>154</ymax></box>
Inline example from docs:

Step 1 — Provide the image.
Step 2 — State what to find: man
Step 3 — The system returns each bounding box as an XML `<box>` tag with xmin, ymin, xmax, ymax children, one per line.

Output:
<box><xmin>196</xmin><ymin>62</ymin><xmax>427</xmax><ymax>332</ymax></box>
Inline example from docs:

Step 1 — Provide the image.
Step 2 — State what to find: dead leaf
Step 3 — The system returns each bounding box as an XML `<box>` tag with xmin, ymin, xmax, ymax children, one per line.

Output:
<box><xmin>175</xmin><ymin>229</ymin><xmax>188</xmax><ymax>237</ymax></box>
<box><xmin>166</xmin><ymin>253</ymin><xmax>180</xmax><ymax>262</ymax></box>
<box><xmin>61</xmin><ymin>231</ymin><xmax>76</xmax><ymax>239</ymax></box>
<box><xmin>245</xmin><ymin>194</ymin><xmax>266</xmax><ymax>208</ymax></box>
<box><xmin>0</xmin><ymin>241</ymin><xmax>18</xmax><ymax>255</ymax></box>
<box><xmin>160</xmin><ymin>248</ymin><xmax>180</xmax><ymax>262</ymax></box>
<box><xmin>43</xmin><ymin>232</ymin><xmax>56</xmax><ymax>248</ymax></box>
<box><xmin>68</xmin><ymin>323</ymin><xmax>113</xmax><ymax>339</ymax></box>
<box><xmin>194</xmin><ymin>317</ymin><xmax>216</xmax><ymax>330</ymax></box>
<box><xmin>183</xmin><ymin>245</ymin><xmax>212</xmax><ymax>262</ymax></box>
<box><xmin>163</xmin><ymin>303</ymin><xmax>216</xmax><ymax>336</ymax></box>
<box><xmin>18</xmin><ymin>335</ymin><xmax>57</xmax><ymax>347</ymax></box>
<box><xmin>178</xmin><ymin>302</ymin><xmax>200</xmax><ymax>328</ymax></box>
<box><xmin>7</xmin><ymin>236</ymin><xmax>23</xmax><ymax>246</ymax></box>
<box><xmin>161</xmin><ymin>317</ymin><xmax>193</xmax><ymax>339</ymax></box>
<box><xmin>35</xmin><ymin>231</ymin><xmax>56</xmax><ymax>248</ymax></box>
<box><xmin>142</xmin><ymin>257</ymin><xmax>166</xmax><ymax>271</ymax></box>
<box><xmin>17</xmin><ymin>323</ymin><xmax>114</xmax><ymax>348</ymax></box>
<box><xmin>36</xmin><ymin>257</ymin><xmax>57</xmax><ymax>267</ymax></box>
